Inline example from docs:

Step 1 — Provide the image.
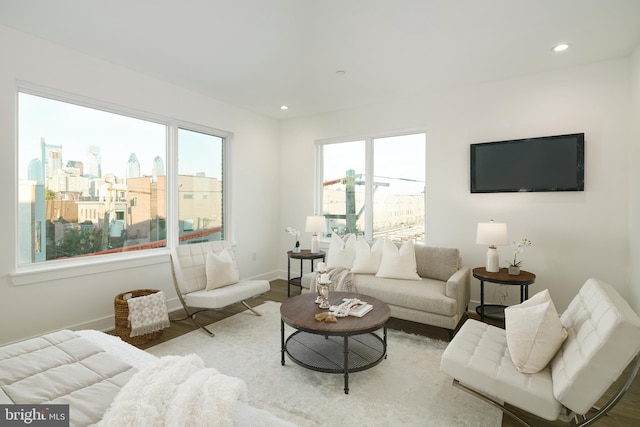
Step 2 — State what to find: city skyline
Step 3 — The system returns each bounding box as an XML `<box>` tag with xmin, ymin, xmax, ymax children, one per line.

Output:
<box><xmin>18</xmin><ymin>92</ymin><xmax>223</xmax><ymax>182</ymax></box>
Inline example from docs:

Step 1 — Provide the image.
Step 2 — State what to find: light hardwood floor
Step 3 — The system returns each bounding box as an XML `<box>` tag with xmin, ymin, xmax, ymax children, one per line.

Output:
<box><xmin>126</xmin><ymin>279</ymin><xmax>640</xmax><ymax>427</ymax></box>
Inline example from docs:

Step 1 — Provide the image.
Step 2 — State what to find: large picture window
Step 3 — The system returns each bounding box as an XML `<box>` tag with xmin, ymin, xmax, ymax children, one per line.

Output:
<box><xmin>17</xmin><ymin>89</ymin><xmax>227</xmax><ymax>267</ymax></box>
<box><xmin>318</xmin><ymin>132</ymin><xmax>425</xmax><ymax>242</ymax></box>
<box><xmin>177</xmin><ymin>128</ymin><xmax>224</xmax><ymax>243</ymax></box>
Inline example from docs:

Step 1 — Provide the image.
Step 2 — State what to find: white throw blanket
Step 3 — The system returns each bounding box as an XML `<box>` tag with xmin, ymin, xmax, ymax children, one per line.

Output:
<box><xmin>127</xmin><ymin>291</ymin><xmax>170</xmax><ymax>337</ymax></box>
<box><xmin>100</xmin><ymin>354</ymin><xmax>248</xmax><ymax>427</ymax></box>
<box><xmin>310</xmin><ymin>267</ymin><xmax>355</xmax><ymax>292</ymax></box>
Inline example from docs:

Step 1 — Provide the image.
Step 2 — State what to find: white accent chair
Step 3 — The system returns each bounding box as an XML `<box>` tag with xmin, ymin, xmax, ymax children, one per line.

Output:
<box><xmin>170</xmin><ymin>241</ymin><xmax>270</xmax><ymax>336</ymax></box>
<box><xmin>440</xmin><ymin>278</ymin><xmax>640</xmax><ymax>426</ymax></box>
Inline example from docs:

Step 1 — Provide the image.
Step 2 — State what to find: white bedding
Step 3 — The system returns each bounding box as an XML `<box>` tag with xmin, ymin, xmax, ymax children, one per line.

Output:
<box><xmin>100</xmin><ymin>354</ymin><xmax>247</xmax><ymax>427</ymax></box>
<box><xmin>0</xmin><ymin>330</ymin><xmax>136</xmax><ymax>426</ymax></box>
<box><xmin>1</xmin><ymin>330</ymin><xmax>297</xmax><ymax>427</ymax></box>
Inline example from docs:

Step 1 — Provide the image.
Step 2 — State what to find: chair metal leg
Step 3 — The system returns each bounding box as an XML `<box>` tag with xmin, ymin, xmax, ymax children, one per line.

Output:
<box><xmin>242</xmin><ymin>300</ymin><xmax>262</xmax><ymax>316</ymax></box>
<box><xmin>170</xmin><ymin>307</ymin><xmax>215</xmax><ymax>336</ymax></box>
<box><xmin>189</xmin><ymin>313</ymin><xmax>215</xmax><ymax>336</ymax></box>
<box><xmin>170</xmin><ymin>257</ymin><xmax>215</xmax><ymax>337</ymax></box>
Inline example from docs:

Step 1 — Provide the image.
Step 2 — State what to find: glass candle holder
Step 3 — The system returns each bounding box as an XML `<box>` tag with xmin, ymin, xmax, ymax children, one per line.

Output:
<box><xmin>319</xmin><ymin>283</ymin><xmax>330</xmax><ymax>309</ymax></box>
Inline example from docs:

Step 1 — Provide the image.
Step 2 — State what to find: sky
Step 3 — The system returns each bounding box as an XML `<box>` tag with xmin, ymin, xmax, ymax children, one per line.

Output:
<box><xmin>18</xmin><ymin>92</ymin><xmax>223</xmax><ymax>181</ymax></box>
<box><xmin>323</xmin><ymin>133</ymin><xmax>425</xmax><ymax>195</ymax></box>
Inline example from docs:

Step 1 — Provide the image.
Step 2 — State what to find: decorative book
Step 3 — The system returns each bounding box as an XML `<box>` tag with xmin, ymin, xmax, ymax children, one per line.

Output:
<box><xmin>329</xmin><ymin>298</ymin><xmax>373</xmax><ymax>317</ymax></box>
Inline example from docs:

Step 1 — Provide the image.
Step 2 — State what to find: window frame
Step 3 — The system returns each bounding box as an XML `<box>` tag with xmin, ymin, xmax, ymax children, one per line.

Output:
<box><xmin>314</xmin><ymin>129</ymin><xmax>427</xmax><ymax>242</ymax></box>
<box><xmin>12</xmin><ymin>82</ymin><xmax>232</xmax><ymax>285</ymax></box>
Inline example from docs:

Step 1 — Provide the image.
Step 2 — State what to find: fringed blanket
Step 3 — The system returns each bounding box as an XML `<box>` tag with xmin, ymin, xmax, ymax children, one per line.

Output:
<box><xmin>311</xmin><ymin>267</ymin><xmax>355</xmax><ymax>292</ymax></box>
<box><xmin>100</xmin><ymin>354</ymin><xmax>247</xmax><ymax>427</ymax></box>
<box><xmin>127</xmin><ymin>291</ymin><xmax>170</xmax><ymax>337</ymax></box>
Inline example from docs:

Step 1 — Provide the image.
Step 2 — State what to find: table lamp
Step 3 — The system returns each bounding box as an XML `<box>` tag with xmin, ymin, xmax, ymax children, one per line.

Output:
<box><xmin>306</xmin><ymin>215</ymin><xmax>326</xmax><ymax>253</ymax></box>
<box><xmin>476</xmin><ymin>220</ymin><xmax>508</xmax><ymax>272</ymax></box>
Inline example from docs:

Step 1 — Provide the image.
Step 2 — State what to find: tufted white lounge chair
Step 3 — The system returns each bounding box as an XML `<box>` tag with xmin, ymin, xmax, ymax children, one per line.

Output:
<box><xmin>170</xmin><ymin>241</ymin><xmax>270</xmax><ymax>336</ymax></box>
<box><xmin>440</xmin><ymin>278</ymin><xmax>640</xmax><ymax>426</ymax></box>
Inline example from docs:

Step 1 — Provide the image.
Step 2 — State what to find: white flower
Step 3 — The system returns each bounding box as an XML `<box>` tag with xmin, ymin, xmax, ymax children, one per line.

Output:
<box><xmin>507</xmin><ymin>238</ymin><xmax>532</xmax><ymax>267</ymax></box>
<box><xmin>285</xmin><ymin>227</ymin><xmax>300</xmax><ymax>247</ymax></box>
<box><xmin>284</xmin><ymin>227</ymin><xmax>300</xmax><ymax>238</ymax></box>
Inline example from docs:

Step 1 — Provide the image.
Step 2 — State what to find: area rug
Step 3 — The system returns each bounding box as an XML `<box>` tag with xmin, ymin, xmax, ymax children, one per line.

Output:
<box><xmin>147</xmin><ymin>301</ymin><xmax>502</xmax><ymax>426</ymax></box>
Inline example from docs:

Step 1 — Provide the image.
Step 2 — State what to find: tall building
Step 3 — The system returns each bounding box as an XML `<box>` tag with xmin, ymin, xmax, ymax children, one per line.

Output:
<box><xmin>126</xmin><ymin>153</ymin><xmax>141</xmax><ymax>181</ymax></box>
<box><xmin>40</xmin><ymin>137</ymin><xmax>62</xmax><ymax>180</ymax></box>
<box><xmin>47</xmin><ymin>150</ymin><xmax>62</xmax><ymax>178</ymax></box>
<box><xmin>66</xmin><ymin>160</ymin><xmax>84</xmax><ymax>176</ymax></box>
<box><xmin>152</xmin><ymin>155</ymin><xmax>165</xmax><ymax>183</ymax></box>
<box><xmin>85</xmin><ymin>145</ymin><xmax>102</xmax><ymax>178</ymax></box>
<box><xmin>27</xmin><ymin>158</ymin><xmax>44</xmax><ymax>184</ymax></box>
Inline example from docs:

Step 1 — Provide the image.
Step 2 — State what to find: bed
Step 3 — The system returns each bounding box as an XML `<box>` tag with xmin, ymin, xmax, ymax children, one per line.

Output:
<box><xmin>0</xmin><ymin>329</ymin><xmax>297</xmax><ymax>427</ymax></box>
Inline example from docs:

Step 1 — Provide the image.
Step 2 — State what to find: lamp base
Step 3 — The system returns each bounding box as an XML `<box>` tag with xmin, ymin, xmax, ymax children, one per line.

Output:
<box><xmin>310</xmin><ymin>234</ymin><xmax>319</xmax><ymax>253</ymax></box>
<box><xmin>486</xmin><ymin>246</ymin><xmax>500</xmax><ymax>273</ymax></box>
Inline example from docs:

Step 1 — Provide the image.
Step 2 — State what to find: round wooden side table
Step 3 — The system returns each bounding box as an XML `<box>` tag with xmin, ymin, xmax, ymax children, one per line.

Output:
<box><xmin>286</xmin><ymin>250</ymin><xmax>326</xmax><ymax>297</ymax></box>
<box><xmin>472</xmin><ymin>267</ymin><xmax>536</xmax><ymax>322</ymax></box>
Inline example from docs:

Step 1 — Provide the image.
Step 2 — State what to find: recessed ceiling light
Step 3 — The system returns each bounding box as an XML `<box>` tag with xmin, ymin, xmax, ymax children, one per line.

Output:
<box><xmin>335</xmin><ymin>70</ymin><xmax>346</xmax><ymax>76</ymax></box>
<box><xmin>280</xmin><ymin>105</ymin><xmax>288</xmax><ymax>110</ymax></box>
<box><xmin>553</xmin><ymin>43</ymin><xmax>570</xmax><ymax>52</ymax></box>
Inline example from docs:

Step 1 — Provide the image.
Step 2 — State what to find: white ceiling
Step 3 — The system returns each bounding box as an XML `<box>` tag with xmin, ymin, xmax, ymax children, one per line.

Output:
<box><xmin>1</xmin><ymin>0</ymin><xmax>640</xmax><ymax>119</ymax></box>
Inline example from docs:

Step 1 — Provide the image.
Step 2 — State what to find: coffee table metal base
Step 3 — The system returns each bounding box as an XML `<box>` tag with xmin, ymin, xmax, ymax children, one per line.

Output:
<box><xmin>281</xmin><ymin>326</ymin><xmax>387</xmax><ymax>394</ymax></box>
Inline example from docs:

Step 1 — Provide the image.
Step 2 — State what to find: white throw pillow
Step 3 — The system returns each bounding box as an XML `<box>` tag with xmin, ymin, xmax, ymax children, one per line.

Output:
<box><xmin>205</xmin><ymin>248</ymin><xmax>240</xmax><ymax>290</ymax></box>
<box><xmin>375</xmin><ymin>239</ymin><xmax>421</xmax><ymax>280</ymax></box>
<box><xmin>351</xmin><ymin>238</ymin><xmax>382</xmax><ymax>274</ymax></box>
<box><xmin>505</xmin><ymin>289</ymin><xmax>568</xmax><ymax>374</ymax></box>
<box><xmin>326</xmin><ymin>233</ymin><xmax>356</xmax><ymax>269</ymax></box>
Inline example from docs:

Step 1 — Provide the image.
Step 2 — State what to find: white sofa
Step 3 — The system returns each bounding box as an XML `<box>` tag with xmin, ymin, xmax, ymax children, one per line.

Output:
<box><xmin>301</xmin><ymin>243</ymin><xmax>470</xmax><ymax>338</ymax></box>
<box><xmin>440</xmin><ymin>278</ymin><xmax>640</xmax><ymax>425</ymax></box>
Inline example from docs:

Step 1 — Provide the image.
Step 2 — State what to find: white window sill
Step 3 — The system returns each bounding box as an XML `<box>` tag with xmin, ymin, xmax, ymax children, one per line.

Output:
<box><xmin>10</xmin><ymin>249</ymin><xmax>170</xmax><ymax>286</ymax></box>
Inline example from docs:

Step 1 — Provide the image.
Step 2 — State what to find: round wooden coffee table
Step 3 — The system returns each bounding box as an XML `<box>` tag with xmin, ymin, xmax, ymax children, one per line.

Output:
<box><xmin>280</xmin><ymin>291</ymin><xmax>390</xmax><ymax>394</ymax></box>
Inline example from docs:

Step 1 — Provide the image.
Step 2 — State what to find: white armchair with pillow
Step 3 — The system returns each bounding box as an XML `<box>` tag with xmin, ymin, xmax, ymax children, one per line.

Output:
<box><xmin>170</xmin><ymin>241</ymin><xmax>270</xmax><ymax>336</ymax></box>
<box><xmin>440</xmin><ymin>278</ymin><xmax>640</xmax><ymax>426</ymax></box>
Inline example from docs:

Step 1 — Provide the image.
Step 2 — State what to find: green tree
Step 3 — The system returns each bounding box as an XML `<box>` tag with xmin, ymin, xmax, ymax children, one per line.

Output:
<box><xmin>47</xmin><ymin>226</ymin><xmax>104</xmax><ymax>259</ymax></box>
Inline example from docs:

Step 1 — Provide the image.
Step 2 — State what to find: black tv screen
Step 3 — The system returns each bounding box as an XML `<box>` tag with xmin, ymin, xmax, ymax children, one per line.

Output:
<box><xmin>470</xmin><ymin>133</ymin><xmax>584</xmax><ymax>193</ymax></box>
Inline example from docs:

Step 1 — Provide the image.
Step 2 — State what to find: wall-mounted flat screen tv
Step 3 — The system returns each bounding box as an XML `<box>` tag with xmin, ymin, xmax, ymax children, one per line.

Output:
<box><xmin>470</xmin><ymin>133</ymin><xmax>584</xmax><ymax>193</ymax></box>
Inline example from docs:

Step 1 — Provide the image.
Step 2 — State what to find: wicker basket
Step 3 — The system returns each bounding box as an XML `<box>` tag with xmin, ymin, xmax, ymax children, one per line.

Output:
<box><xmin>114</xmin><ymin>289</ymin><xmax>164</xmax><ymax>345</ymax></box>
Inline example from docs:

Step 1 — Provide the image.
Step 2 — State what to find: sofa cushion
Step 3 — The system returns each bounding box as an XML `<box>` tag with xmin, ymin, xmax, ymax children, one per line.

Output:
<box><xmin>351</xmin><ymin>238</ymin><xmax>382</xmax><ymax>274</ymax></box>
<box><xmin>326</xmin><ymin>233</ymin><xmax>356</xmax><ymax>269</ymax></box>
<box><xmin>205</xmin><ymin>249</ymin><xmax>240</xmax><ymax>290</ymax></box>
<box><xmin>355</xmin><ymin>276</ymin><xmax>455</xmax><ymax>316</ymax></box>
<box><xmin>505</xmin><ymin>289</ymin><xmax>567</xmax><ymax>374</ymax></box>
<box><xmin>376</xmin><ymin>239</ymin><xmax>421</xmax><ymax>280</ymax></box>
<box><xmin>415</xmin><ymin>245</ymin><xmax>459</xmax><ymax>281</ymax></box>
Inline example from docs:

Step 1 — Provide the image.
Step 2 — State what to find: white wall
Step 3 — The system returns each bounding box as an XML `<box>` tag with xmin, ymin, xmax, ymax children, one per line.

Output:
<box><xmin>2</xmin><ymin>22</ymin><xmax>637</xmax><ymax>345</ymax></box>
<box><xmin>279</xmin><ymin>58</ymin><xmax>634</xmax><ymax>313</ymax></box>
<box><xmin>630</xmin><ymin>45</ymin><xmax>640</xmax><ymax>313</ymax></box>
<box><xmin>0</xmin><ymin>25</ymin><xmax>281</xmax><ymax>345</ymax></box>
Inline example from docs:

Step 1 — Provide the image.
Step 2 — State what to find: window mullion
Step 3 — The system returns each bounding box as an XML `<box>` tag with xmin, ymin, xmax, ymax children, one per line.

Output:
<box><xmin>166</xmin><ymin>124</ymin><xmax>179</xmax><ymax>248</ymax></box>
<box><xmin>364</xmin><ymin>138</ymin><xmax>374</xmax><ymax>241</ymax></box>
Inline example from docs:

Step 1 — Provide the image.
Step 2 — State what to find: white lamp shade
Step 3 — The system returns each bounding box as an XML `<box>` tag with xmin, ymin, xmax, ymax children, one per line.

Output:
<box><xmin>476</xmin><ymin>221</ymin><xmax>509</xmax><ymax>246</ymax></box>
<box><xmin>306</xmin><ymin>215</ymin><xmax>325</xmax><ymax>253</ymax></box>
<box><xmin>305</xmin><ymin>215</ymin><xmax>326</xmax><ymax>233</ymax></box>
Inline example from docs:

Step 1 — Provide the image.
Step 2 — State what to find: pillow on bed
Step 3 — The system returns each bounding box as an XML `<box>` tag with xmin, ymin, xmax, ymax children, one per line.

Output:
<box><xmin>326</xmin><ymin>233</ymin><xmax>356</xmax><ymax>269</ymax></box>
<box><xmin>505</xmin><ymin>289</ymin><xmax>568</xmax><ymax>374</ymax></box>
<box><xmin>205</xmin><ymin>248</ymin><xmax>239</xmax><ymax>290</ymax></box>
<box><xmin>375</xmin><ymin>239</ymin><xmax>421</xmax><ymax>280</ymax></box>
<box><xmin>351</xmin><ymin>238</ymin><xmax>382</xmax><ymax>274</ymax></box>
